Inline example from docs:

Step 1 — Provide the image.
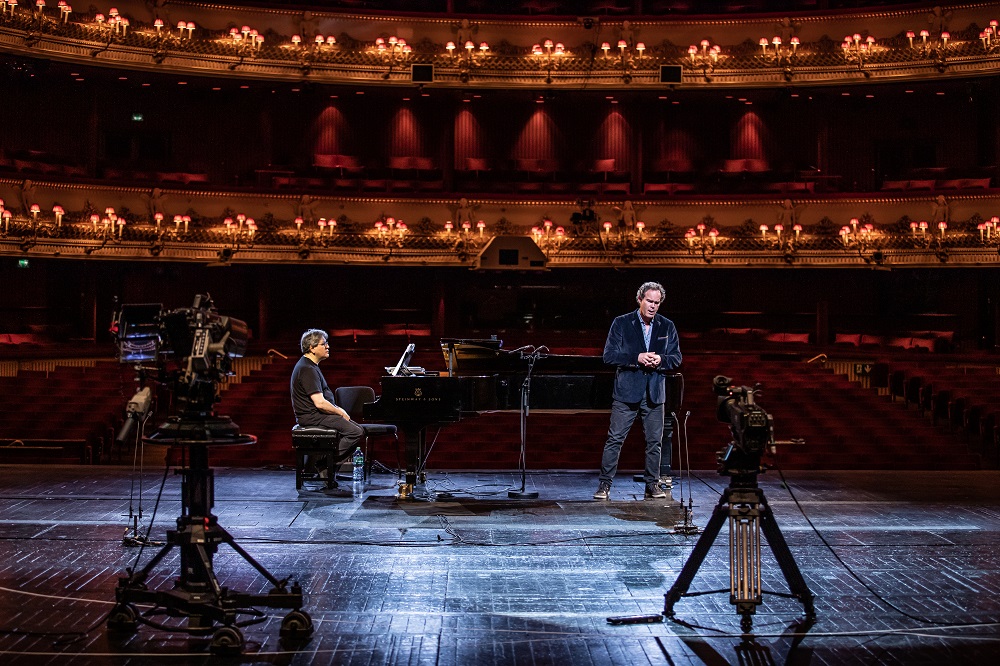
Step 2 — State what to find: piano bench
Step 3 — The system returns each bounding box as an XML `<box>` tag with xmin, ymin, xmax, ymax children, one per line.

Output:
<box><xmin>291</xmin><ymin>426</ymin><xmax>342</xmax><ymax>490</ymax></box>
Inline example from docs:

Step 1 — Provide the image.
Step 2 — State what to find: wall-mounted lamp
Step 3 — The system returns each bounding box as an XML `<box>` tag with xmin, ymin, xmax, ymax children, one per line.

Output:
<box><xmin>221</xmin><ymin>213</ymin><xmax>256</xmax><ymax>251</ymax></box>
<box><xmin>373</xmin><ymin>35</ymin><xmax>412</xmax><ymax>79</ymax></box>
<box><xmin>759</xmin><ymin>35</ymin><xmax>799</xmax><ymax>79</ymax></box>
<box><xmin>684</xmin><ymin>222</ymin><xmax>719</xmax><ymax>262</ymax></box>
<box><xmin>531</xmin><ymin>217</ymin><xmax>565</xmax><ymax>257</ymax></box>
<box><xmin>601</xmin><ymin>38</ymin><xmax>644</xmax><ymax>84</ymax></box>
<box><xmin>225</xmin><ymin>25</ymin><xmax>263</xmax><ymax>69</ymax></box>
<box><xmin>446</xmin><ymin>38</ymin><xmax>488</xmax><ymax>82</ymax></box>
<box><xmin>687</xmin><ymin>39</ymin><xmax>720</xmax><ymax>80</ymax></box>
<box><xmin>842</xmin><ymin>33</ymin><xmax>876</xmax><ymax>73</ymax></box>
<box><xmin>532</xmin><ymin>39</ymin><xmax>567</xmax><ymax>84</ymax></box>
<box><xmin>840</xmin><ymin>217</ymin><xmax>884</xmax><ymax>263</ymax></box>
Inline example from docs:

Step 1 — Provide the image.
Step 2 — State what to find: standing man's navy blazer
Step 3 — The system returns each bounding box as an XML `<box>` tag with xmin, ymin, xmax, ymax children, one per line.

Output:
<box><xmin>603</xmin><ymin>310</ymin><xmax>682</xmax><ymax>405</ymax></box>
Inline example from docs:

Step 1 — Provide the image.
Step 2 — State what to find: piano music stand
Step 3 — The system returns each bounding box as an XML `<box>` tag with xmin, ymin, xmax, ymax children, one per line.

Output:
<box><xmin>509</xmin><ymin>350</ymin><xmax>539</xmax><ymax>499</ymax></box>
<box><xmin>389</xmin><ymin>343</ymin><xmax>416</xmax><ymax>377</ymax></box>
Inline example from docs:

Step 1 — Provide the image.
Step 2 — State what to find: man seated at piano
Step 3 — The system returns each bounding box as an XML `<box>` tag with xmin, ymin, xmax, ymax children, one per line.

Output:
<box><xmin>594</xmin><ymin>281</ymin><xmax>682</xmax><ymax>501</ymax></box>
<box><xmin>290</xmin><ymin>328</ymin><xmax>364</xmax><ymax>492</ymax></box>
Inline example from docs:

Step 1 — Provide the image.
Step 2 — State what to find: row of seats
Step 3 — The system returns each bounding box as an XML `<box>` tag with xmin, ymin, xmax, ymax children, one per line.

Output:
<box><xmin>306</xmin><ymin>154</ymin><xmax>827</xmax><ymax>196</ymax></box>
<box><xmin>211</xmin><ymin>351</ymin><xmax>985</xmax><ymax>472</ymax></box>
<box><xmin>2</xmin><ymin>159</ymin><xmax>88</xmax><ymax>178</ymax></box>
<box><xmin>202</xmin><ymin>1</ymin><xmax>848</xmax><ymax>18</ymax></box>
<box><xmin>103</xmin><ymin>168</ymin><xmax>210</xmax><ymax>185</ymax></box>
<box><xmin>7</xmin><ymin>150</ymin><xmax>990</xmax><ymax>197</ymax></box>
<box><xmin>0</xmin><ymin>351</ymin><xmax>986</xmax><ymax>472</ymax></box>
<box><xmin>881</xmin><ymin>178</ymin><xmax>992</xmax><ymax>192</ymax></box>
<box><xmin>0</xmin><ymin>149</ymin><xmax>86</xmax><ymax>179</ymax></box>
<box><xmin>0</xmin><ymin>364</ymin><xmax>134</xmax><ymax>464</ymax></box>
<box><xmin>889</xmin><ymin>365</ymin><xmax>1000</xmax><ymax>464</ymax></box>
<box><xmin>307</xmin><ymin>154</ymin><xmax>631</xmax><ymax>195</ymax></box>
<box><xmin>0</xmin><ymin>161</ymin><xmax>206</xmax><ymax>186</ymax></box>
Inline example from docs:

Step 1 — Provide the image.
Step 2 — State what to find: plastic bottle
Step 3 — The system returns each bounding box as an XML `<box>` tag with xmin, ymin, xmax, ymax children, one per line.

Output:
<box><xmin>352</xmin><ymin>447</ymin><xmax>364</xmax><ymax>483</ymax></box>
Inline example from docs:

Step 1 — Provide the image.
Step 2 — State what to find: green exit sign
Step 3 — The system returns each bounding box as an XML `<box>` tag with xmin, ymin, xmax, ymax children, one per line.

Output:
<box><xmin>17</xmin><ymin>259</ymin><xmax>29</xmax><ymax>268</ymax></box>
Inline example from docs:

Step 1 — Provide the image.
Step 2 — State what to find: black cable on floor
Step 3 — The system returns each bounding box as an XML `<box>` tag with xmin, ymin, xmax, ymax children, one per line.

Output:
<box><xmin>772</xmin><ymin>456</ymin><xmax>995</xmax><ymax>629</ymax></box>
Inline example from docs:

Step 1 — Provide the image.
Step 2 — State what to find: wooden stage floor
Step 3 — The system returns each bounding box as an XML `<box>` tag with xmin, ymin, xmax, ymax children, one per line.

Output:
<box><xmin>0</xmin><ymin>464</ymin><xmax>998</xmax><ymax>665</ymax></box>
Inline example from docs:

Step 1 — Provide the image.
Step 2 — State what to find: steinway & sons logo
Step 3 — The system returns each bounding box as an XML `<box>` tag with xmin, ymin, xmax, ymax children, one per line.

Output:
<box><xmin>396</xmin><ymin>386</ymin><xmax>441</xmax><ymax>402</ymax></box>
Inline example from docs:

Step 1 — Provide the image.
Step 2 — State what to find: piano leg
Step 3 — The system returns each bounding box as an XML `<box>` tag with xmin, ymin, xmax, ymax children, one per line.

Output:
<box><xmin>398</xmin><ymin>425</ymin><xmax>430</xmax><ymax>501</ymax></box>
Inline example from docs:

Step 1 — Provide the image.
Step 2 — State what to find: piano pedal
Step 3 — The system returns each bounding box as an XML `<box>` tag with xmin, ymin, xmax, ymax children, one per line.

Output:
<box><xmin>397</xmin><ymin>482</ymin><xmax>414</xmax><ymax>500</ymax></box>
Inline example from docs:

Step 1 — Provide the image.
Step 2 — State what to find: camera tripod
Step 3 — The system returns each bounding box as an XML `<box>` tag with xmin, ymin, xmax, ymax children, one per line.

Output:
<box><xmin>663</xmin><ymin>467</ymin><xmax>816</xmax><ymax>634</ymax></box>
<box><xmin>108</xmin><ymin>415</ymin><xmax>313</xmax><ymax>655</ymax></box>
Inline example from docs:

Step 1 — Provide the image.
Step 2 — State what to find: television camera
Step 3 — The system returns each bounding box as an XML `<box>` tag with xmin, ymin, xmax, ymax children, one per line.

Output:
<box><xmin>108</xmin><ymin>295</ymin><xmax>311</xmax><ymax>654</ymax></box>
<box><xmin>713</xmin><ymin>375</ymin><xmax>774</xmax><ymax>475</ymax></box>
<box><xmin>114</xmin><ymin>294</ymin><xmax>249</xmax><ymax>419</ymax></box>
<box><xmin>663</xmin><ymin>375</ymin><xmax>814</xmax><ymax>634</ymax></box>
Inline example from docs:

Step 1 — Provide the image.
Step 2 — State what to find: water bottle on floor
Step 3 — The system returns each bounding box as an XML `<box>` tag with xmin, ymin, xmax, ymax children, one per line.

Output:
<box><xmin>352</xmin><ymin>447</ymin><xmax>364</xmax><ymax>497</ymax></box>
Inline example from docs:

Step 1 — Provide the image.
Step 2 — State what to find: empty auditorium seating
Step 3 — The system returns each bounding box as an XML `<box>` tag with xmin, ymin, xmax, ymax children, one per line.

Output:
<box><xmin>455</xmin><ymin>157</ymin><xmax>495</xmax><ymax>192</ymax></box>
<box><xmin>385</xmin><ymin>156</ymin><xmax>443</xmax><ymax>193</ymax></box>
<box><xmin>578</xmin><ymin>158</ymin><xmax>630</xmax><ymax>196</ymax></box>
<box><xmin>2</xmin><ymin>345</ymin><xmax>986</xmax><ymax>472</ymax></box>
<box><xmin>205</xmin><ymin>347</ymin><xmax>985</xmax><ymax>472</ymax></box>
<box><xmin>511</xmin><ymin>158</ymin><xmax>562</xmax><ymax>193</ymax></box>
<box><xmin>886</xmin><ymin>363</ymin><xmax>1000</xmax><ymax>465</ymax></box>
<box><xmin>643</xmin><ymin>157</ymin><xmax>696</xmax><ymax>196</ymax></box>
<box><xmin>881</xmin><ymin>178</ymin><xmax>992</xmax><ymax>192</ymax></box>
<box><xmin>0</xmin><ymin>363</ymin><xmax>135</xmax><ymax>464</ymax></box>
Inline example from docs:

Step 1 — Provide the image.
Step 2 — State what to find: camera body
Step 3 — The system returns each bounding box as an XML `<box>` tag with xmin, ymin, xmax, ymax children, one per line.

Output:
<box><xmin>713</xmin><ymin>375</ymin><xmax>774</xmax><ymax>474</ymax></box>
<box><xmin>114</xmin><ymin>294</ymin><xmax>249</xmax><ymax>417</ymax></box>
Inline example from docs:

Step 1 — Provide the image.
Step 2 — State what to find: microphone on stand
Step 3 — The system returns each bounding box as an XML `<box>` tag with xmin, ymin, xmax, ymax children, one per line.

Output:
<box><xmin>509</xmin><ymin>345</ymin><xmax>536</xmax><ymax>359</ymax></box>
<box><xmin>509</xmin><ymin>341</ymin><xmax>541</xmax><ymax>499</ymax></box>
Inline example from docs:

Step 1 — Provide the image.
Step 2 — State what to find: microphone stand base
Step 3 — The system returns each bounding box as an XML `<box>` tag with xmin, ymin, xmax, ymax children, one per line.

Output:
<box><xmin>508</xmin><ymin>489</ymin><xmax>539</xmax><ymax>499</ymax></box>
<box><xmin>672</xmin><ymin>523</ymin><xmax>702</xmax><ymax>535</ymax></box>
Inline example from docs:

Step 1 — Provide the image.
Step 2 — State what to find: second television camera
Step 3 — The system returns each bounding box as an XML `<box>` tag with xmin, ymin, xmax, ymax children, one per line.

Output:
<box><xmin>114</xmin><ymin>294</ymin><xmax>249</xmax><ymax>423</ymax></box>
<box><xmin>713</xmin><ymin>375</ymin><xmax>774</xmax><ymax>475</ymax></box>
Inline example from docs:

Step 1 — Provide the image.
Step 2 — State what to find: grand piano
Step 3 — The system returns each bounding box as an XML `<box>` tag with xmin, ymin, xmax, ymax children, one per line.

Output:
<box><xmin>363</xmin><ymin>338</ymin><xmax>682</xmax><ymax>499</ymax></box>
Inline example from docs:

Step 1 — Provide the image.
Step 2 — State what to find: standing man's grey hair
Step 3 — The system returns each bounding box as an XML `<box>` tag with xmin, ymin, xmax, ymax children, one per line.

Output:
<box><xmin>300</xmin><ymin>328</ymin><xmax>328</xmax><ymax>354</ymax></box>
<box><xmin>636</xmin><ymin>281</ymin><xmax>666</xmax><ymax>304</ymax></box>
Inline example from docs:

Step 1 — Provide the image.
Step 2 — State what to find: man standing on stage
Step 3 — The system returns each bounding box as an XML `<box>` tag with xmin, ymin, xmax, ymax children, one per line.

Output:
<box><xmin>594</xmin><ymin>282</ymin><xmax>682</xmax><ymax>500</ymax></box>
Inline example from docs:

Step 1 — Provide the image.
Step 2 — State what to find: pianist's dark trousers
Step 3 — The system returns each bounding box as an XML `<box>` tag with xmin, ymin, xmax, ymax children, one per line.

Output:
<box><xmin>599</xmin><ymin>396</ymin><xmax>664</xmax><ymax>485</ymax></box>
<box><xmin>298</xmin><ymin>413</ymin><xmax>364</xmax><ymax>471</ymax></box>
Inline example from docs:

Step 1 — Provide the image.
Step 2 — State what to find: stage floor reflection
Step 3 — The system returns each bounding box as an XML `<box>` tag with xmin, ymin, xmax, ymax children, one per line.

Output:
<box><xmin>0</xmin><ymin>465</ymin><xmax>997</xmax><ymax>665</ymax></box>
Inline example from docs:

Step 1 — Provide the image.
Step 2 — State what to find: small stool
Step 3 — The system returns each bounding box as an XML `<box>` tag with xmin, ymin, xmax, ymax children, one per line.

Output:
<box><xmin>291</xmin><ymin>425</ymin><xmax>342</xmax><ymax>489</ymax></box>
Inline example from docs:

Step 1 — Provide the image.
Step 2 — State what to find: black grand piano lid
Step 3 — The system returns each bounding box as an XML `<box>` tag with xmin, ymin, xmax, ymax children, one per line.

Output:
<box><xmin>440</xmin><ymin>337</ymin><xmax>609</xmax><ymax>374</ymax></box>
<box><xmin>440</xmin><ymin>337</ymin><xmax>511</xmax><ymax>372</ymax></box>
<box><xmin>440</xmin><ymin>338</ymin><xmax>502</xmax><ymax>355</ymax></box>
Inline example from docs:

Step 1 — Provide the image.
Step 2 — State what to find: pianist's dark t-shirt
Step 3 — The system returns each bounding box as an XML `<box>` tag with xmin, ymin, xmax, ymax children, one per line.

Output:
<box><xmin>290</xmin><ymin>355</ymin><xmax>337</xmax><ymax>425</ymax></box>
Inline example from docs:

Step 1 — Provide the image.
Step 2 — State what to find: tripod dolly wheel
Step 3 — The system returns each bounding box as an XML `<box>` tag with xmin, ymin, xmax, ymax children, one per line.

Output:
<box><xmin>280</xmin><ymin>609</ymin><xmax>314</xmax><ymax>641</ymax></box>
<box><xmin>107</xmin><ymin>603</ymin><xmax>139</xmax><ymax>634</ymax></box>
<box><xmin>210</xmin><ymin>625</ymin><xmax>245</xmax><ymax>656</ymax></box>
